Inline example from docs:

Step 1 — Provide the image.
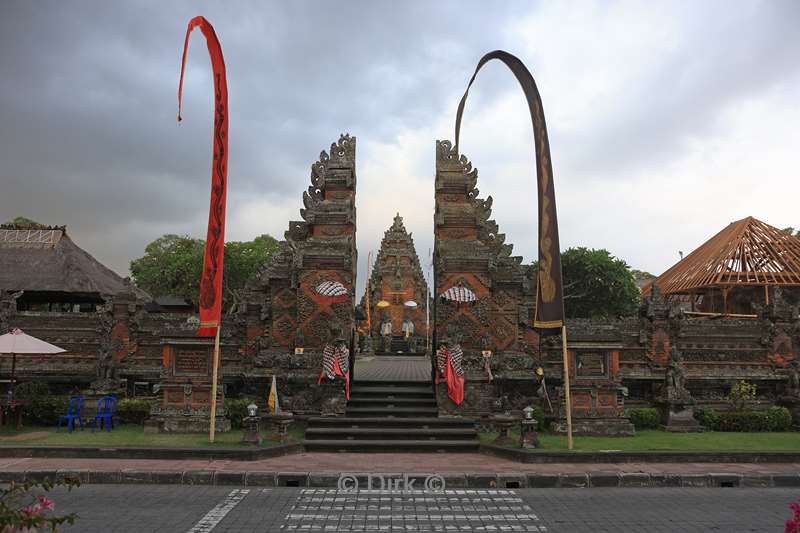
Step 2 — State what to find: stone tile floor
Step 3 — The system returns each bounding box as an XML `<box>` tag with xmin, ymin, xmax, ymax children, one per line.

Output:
<box><xmin>354</xmin><ymin>355</ymin><xmax>431</xmax><ymax>382</ymax></box>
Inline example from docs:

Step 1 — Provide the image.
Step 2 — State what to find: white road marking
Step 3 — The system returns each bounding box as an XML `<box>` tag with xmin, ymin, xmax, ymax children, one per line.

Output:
<box><xmin>186</xmin><ymin>489</ymin><xmax>250</xmax><ymax>533</ymax></box>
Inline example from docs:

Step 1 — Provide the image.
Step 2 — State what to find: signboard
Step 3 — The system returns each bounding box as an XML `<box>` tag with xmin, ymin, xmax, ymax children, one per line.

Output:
<box><xmin>174</xmin><ymin>346</ymin><xmax>211</xmax><ymax>376</ymax></box>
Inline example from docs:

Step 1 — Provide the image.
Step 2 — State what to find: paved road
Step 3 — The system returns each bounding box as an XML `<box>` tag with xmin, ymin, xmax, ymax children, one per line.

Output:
<box><xmin>45</xmin><ymin>485</ymin><xmax>795</xmax><ymax>532</ymax></box>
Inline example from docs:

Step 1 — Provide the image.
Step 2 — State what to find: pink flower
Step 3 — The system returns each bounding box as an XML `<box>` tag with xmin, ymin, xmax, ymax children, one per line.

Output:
<box><xmin>37</xmin><ymin>495</ymin><xmax>55</xmax><ymax>510</ymax></box>
<box><xmin>21</xmin><ymin>503</ymin><xmax>42</xmax><ymax>515</ymax></box>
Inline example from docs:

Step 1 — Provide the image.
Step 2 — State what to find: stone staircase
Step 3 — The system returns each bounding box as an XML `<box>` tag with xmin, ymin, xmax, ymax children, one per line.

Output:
<box><xmin>304</xmin><ymin>380</ymin><xmax>479</xmax><ymax>452</ymax></box>
<box><xmin>389</xmin><ymin>335</ymin><xmax>410</xmax><ymax>354</ymax></box>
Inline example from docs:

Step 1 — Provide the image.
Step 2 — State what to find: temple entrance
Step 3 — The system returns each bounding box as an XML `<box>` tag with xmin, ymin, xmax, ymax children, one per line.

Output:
<box><xmin>354</xmin><ymin>212</ymin><xmax>432</xmax><ymax>379</ymax></box>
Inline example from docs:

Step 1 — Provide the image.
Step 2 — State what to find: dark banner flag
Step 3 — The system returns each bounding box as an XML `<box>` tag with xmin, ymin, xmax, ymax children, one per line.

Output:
<box><xmin>454</xmin><ymin>50</ymin><xmax>565</xmax><ymax>333</ymax></box>
<box><xmin>177</xmin><ymin>16</ymin><xmax>229</xmax><ymax>337</ymax></box>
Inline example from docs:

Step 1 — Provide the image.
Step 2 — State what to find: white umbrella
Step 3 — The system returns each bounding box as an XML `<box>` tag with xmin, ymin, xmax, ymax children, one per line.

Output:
<box><xmin>0</xmin><ymin>329</ymin><xmax>66</xmax><ymax>392</ymax></box>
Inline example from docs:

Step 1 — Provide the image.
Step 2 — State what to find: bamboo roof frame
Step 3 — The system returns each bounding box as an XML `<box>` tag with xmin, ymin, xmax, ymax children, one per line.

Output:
<box><xmin>643</xmin><ymin>216</ymin><xmax>800</xmax><ymax>297</ymax></box>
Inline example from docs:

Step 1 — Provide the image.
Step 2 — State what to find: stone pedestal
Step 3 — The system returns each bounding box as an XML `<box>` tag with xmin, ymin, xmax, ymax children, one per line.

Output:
<box><xmin>521</xmin><ymin>419</ymin><xmax>539</xmax><ymax>449</ymax></box>
<box><xmin>318</xmin><ymin>381</ymin><xmax>347</xmax><ymax>417</ymax></box>
<box><xmin>553</xmin><ymin>349</ymin><xmax>636</xmax><ymax>437</ymax></box>
<box><xmin>264</xmin><ymin>413</ymin><xmax>294</xmax><ymax>441</ymax></box>
<box><xmin>656</xmin><ymin>399</ymin><xmax>704</xmax><ymax>432</ymax></box>
<box><xmin>241</xmin><ymin>415</ymin><xmax>262</xmax><ymax>445</ymax></box>
<box><xmin>362</xmin><ymin>335</ymin><xmax>374</xmax><ymax>355</ymax></box>
<box><xmin>490</xmin><ymin>414</ymin><xmax>518</xmax><ymax>447</ymax></box>
<box><xmin>147</xmin><ymin>341</ymin><xmax>230</xmax><ymax>433</ymax></box>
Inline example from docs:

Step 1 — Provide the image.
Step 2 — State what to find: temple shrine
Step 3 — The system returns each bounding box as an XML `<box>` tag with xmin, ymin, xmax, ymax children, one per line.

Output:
<box><xmin>1</xmin><ymin>133</ymin><xmax>800</xmax><ymax>445</ymax></box>
<box><xmin>362</xmin><ymin>213</ymin><xmax>428</xmax><ymax>355</ymax></box>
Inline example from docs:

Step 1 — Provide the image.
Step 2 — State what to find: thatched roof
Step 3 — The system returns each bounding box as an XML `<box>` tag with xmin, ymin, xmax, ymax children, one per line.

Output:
<box><xmin>0</xmin><ymin>225</ymin><xmax>143</xmax><ymax>297</ymax></box>
<box><xmin>643</xmin><ymin>216</ymin><xmax>800</xmax><ymax>297</ymax></box>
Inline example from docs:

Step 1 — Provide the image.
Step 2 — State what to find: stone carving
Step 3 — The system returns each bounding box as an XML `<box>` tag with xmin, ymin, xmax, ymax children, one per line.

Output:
<box><xmin>434</xmin><ymin>140</ymin><xmax>535</xmax><ymax>360</ymax></box>
<box><xmin>786</xmin><ymin>359</ymin><xmax>800</xmax><ymax>398</ymax></box>
<box><xmin>664</xmin><ymin>346</ymin><xmax>691</xmax><ymax>402</ymax></box>
<box><xmin>243</xmin><ymin>134</ymin><xmax>357</xmax><ymax>352</ymax></box>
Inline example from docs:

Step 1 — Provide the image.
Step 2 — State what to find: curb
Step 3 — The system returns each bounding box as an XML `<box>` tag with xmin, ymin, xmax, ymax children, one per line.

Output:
<box><xmin>0</xmin><ymin>443</ymin><xmax>302</xmax><ymax>461</ymax></box>
<box><xmin>1</xmin><ymin>443</ymin><xmax>798</xmax><ymax>464</ymax></box>
<box><xmin>479</xmin><ymin>444</ymin><xmax>800</xmax><ymax>464</ymax></box>
<box><xmin>3</xmin><ymin>470</ymin><xmax>799</xmax><ymax>489</ymax></box>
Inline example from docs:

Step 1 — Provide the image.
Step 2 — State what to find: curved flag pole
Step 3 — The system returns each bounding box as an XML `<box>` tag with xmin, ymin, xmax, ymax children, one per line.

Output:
<box><xmin>178</xmin><ymin>16</ymin><xmax>229</xmax><ymax>443</ymax></box>
<box><xmin>454</xmin><ymin>50</ymin><xmax>572</xmax><ymax>449</ymax></box>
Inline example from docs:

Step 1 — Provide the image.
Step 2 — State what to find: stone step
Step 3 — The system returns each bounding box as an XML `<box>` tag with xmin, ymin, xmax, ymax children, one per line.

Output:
<box><xmin>306</xmin><ymin>416</ymin><xmax>477</xmax><ymax>428</ymax></box>
<box><xmin>302</xmin><ymin>439</ymin><xmax>480</xmax><ymax>453</ymax></box>
<box><xmin>349</xmin><ymin>385</ymin><xmax>433</xmax><ymax>397</ymax></box>
<box><xmin>305</xmin><ymin>427</ymin><xmax>477</xmax><ymax>440</ymax></box>
<box><xmin>345</xmin><ymin>406</ymin><xmax>439</xmax><ymax>417</ymax></box>
<box><xmin>347</xmin><ymin>397</ymin><xmax>437</xmax><ymax>407</ymax></box>
<box><xmin>352</xmin><ymin>380</ymin><xmax>433</xmax><ymax>387</ymax></box>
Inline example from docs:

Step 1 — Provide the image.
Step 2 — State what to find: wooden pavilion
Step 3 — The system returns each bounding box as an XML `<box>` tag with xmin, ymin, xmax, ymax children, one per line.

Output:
<box><xmin>642</xmin><ymin>217</ymin><xmax>800</xmax><ymax>316</ymax></box>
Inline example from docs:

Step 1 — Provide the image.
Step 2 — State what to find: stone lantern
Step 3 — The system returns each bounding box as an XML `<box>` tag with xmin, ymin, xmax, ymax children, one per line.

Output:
<box><xmin>520</xmin><ymin>406</ymin><xmax>540</xmax><ymax>449</ymax></box>
<box><xmin>241</xmin><ymin>403</ymin><xmax>261</xmax><ymax>446</ymax></box>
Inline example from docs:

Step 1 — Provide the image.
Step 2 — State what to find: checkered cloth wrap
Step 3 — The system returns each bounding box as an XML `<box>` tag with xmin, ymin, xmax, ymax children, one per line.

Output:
<box><xmin>321</xmin><ymin>344</ymin><xmax>349</xmax><ymax>379</ymax></box>
<box><xmin>436</xmin><ymin>346</ymin><xmax>449</xmax><ymax>377</ymax></box>
<box><xmin>450</xmin><ymin>344</ymin><xmax>464</xmax><ymax>376</ymax></box>
<box><xmin>319</xmin><ymin>343</ymin><xmax>350</xmax><ymax>400</ymax></box>
<box><xmin>435</xmin><ymin>344</ymin><xmax>465</xmax><ymax>405</ymax></box>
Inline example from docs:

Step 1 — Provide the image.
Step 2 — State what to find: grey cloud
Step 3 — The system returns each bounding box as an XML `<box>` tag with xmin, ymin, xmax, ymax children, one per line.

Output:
<box><xmin>1</xmin><ymin>0</ymin><xmax>797</xmax><ymax>283</ymax></box>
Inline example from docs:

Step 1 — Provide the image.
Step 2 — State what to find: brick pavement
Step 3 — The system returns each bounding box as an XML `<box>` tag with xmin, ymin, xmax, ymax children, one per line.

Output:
<box><xmin>354</xmin><ymin>355</ymin><xmax>431</xmax><ymax>382</ymax></box>
<box><xmin>3</xmin><ymin>452</ymin><xmax>800</xmax><ymax>476</ymax></box>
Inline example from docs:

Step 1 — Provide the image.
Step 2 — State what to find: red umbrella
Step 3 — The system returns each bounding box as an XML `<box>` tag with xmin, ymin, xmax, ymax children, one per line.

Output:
<box><xmin>0</xmin><ymin>329</ymin><xmax>65</xmax><ymax>393</ymax></box>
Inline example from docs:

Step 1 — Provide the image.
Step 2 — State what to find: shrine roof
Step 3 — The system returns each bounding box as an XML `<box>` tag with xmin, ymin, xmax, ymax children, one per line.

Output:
<box><xmin>0</xmin><ymin>224</ymin><xmax>148</xmax><ymax>298</ymax></box>
<box><xmin>643</xmin><ymin>216</ymin><xmax>800</xmax><ymax>296</ymax></box>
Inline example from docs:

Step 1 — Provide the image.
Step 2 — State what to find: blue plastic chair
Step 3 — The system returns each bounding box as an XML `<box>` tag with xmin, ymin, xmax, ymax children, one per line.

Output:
<box><xmin>90</xmin><ymin>395</ymin><xmax>116</xmax><ymax>432</ymax></box>
<box><xmin>56</xmin><ymin>396</ymin><xmax>84</xmax><ymax>433</ymax></box>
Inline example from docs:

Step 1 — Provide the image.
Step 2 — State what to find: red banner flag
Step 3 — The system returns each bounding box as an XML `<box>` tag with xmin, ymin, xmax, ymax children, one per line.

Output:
<box><xmin>177</xmin><ymin>16</ymin><xmax>229</xmax><ymax>337</ymax></box>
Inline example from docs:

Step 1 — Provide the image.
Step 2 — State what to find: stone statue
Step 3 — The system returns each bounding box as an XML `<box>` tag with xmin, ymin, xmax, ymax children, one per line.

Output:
<box><xmin>665</xmin><ymin>346</ymin><xmax>691</xmax><ymax>402</ymax></box>
<box><xmin>380</xmin><ymin>313</ymin><xmax>392</xmax><ymax>353</ymax></box>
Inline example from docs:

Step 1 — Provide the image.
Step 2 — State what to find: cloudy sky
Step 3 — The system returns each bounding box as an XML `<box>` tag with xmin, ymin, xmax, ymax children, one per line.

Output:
<box><xmin>1</xmin><ymin>1</ymin><xmax>798</xmax><ymax>293</ymax></box>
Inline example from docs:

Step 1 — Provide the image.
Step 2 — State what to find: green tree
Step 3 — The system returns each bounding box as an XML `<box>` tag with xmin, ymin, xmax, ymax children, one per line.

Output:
<box><xmin>130</xmin><ymin>233</ymin><xmax>279</xmax><ymax>313</ymax></box>
<box><xmin>630</xmin><ymin>268</ymin><xmax>656</xmax><ymax>287</ymax></box>
<box><xmin>4</xmin><ymin>216</ymin><xmax>45</xmax><ymax>228</ymax></box>
<box><xmin>560</xmin><ymin>247</ymin><xmax>640</xmax><ymax>319</ymax></box>
<box><xmin>783</xmin><ymin>227</ymin><xmax>800</xmax><ymax>237</ymax></box>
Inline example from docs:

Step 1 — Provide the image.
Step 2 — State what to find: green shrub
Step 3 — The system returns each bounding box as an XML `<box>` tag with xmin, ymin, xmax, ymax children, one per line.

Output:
<box><xmin>716</xmin><ymin>411</ymin><xmax>767</xmax><ymax>432</ymax></box>
<box><xmin>628</xmin><ymin>408</ymin><xmax>660</xmax><ymax>430</ymax></box>
<box><xmin>694</xmin><ymin>407</ymin><xmax>720</xmax><ymax>429</ymax></box>
<box><xmin>13</xmin><ymin>383</ymin><xmax>70</xmax><ymax>426</ymax></box>
<box><xmin>764</xmin><ymin>406</ymin><xmax>793</xmax><ymax>432</ymax></box>
<box><xmin>695</xmin><ymin>406</ymin><xmax>793</xmax><ymax>432</ymax></box>
<box><xmin>726</xmin><ymin>380</ymin><xmax>757</xmax><ymax>411</ymax></box>
<box><xmin>116</xmin><ymin>399</ymin><xmax>152</xmax><ymax>425</ymax></box>
<box><xmin>225</xmin><ymin>399</ymin><xmax>255</xmax><ymax>429</ymax></box>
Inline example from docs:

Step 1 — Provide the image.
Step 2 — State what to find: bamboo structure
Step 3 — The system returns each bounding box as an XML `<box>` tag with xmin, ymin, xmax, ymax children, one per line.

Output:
<box><xmin>642</xmin><ymin>217</ymin><xmax>800</xmax><ymax>314</ymax></box>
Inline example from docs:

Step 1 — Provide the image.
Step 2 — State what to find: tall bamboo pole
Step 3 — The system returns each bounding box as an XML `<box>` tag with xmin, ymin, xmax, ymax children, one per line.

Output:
<box><xmin>365</xmin><ymin>251</ymin><xmax>373</xmax><ymax>332</ymax></box>
<box><xmin>561</xmin><ymin>325</ymin><xmax>573</xmax><ymax>450</ymax></box>
<box><xmin>209</xmin><ymin>325</ymin><xmax>221</xmax><ymax>443</ymax></box>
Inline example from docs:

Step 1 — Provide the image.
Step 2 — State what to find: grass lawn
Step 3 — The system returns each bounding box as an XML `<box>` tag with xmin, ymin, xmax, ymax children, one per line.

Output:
<box><xmin>480</xmin><ymin>430</ymin><xmax>800</xmax><ymax>451</ymax></box>
<box><xmin>0</xmin><ymin>425</ymin><xmax>304</xmax><ymax>448</ymax></box>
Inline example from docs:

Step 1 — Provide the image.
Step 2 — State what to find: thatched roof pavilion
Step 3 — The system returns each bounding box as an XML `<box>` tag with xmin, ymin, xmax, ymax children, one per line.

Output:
<box><xmin>0</xmin><ymin>225</ymin><xmax>147</xmax><ymax>311</ymax></box>
<box><xmin>642</xmin><ymin>217</ymin><xmax>800</xmax><ymax>315</ymax></box>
